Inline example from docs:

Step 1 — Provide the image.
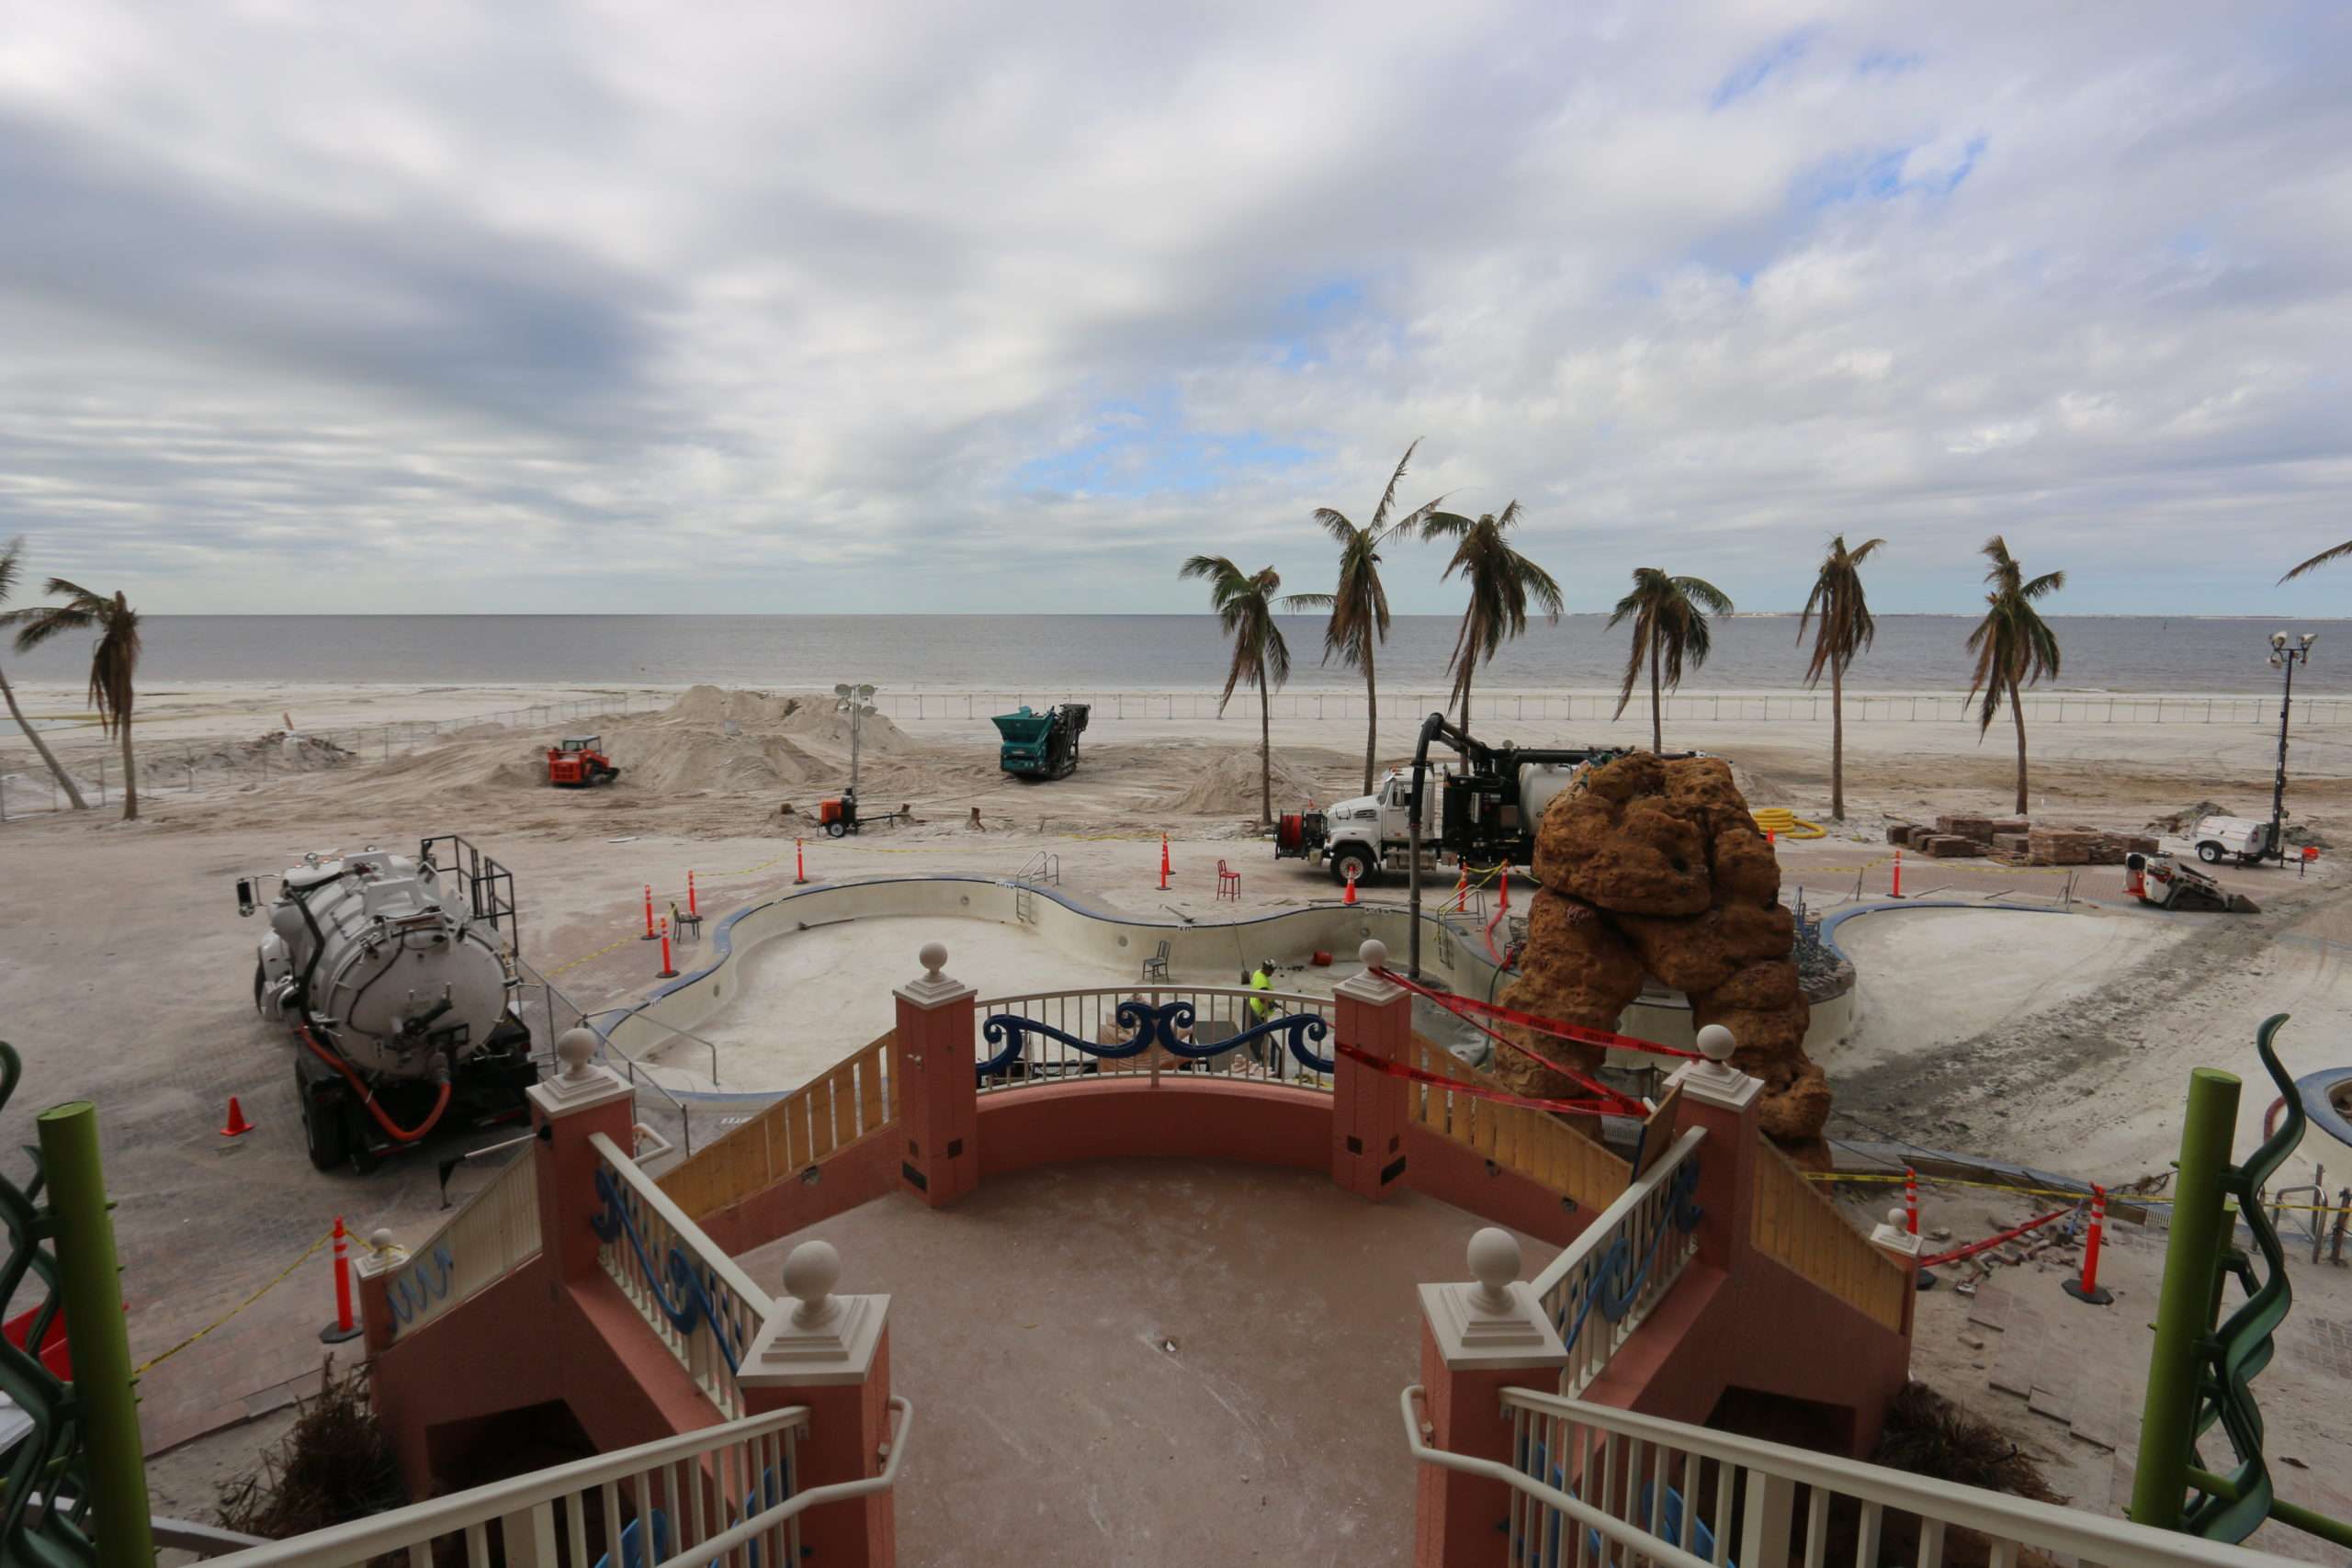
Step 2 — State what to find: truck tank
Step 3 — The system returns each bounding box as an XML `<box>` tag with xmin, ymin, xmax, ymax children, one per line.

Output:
<box><xmin>254</xmin><ymin>847</ymin><xmax>514</xmax><ymax>1077</ymax></box>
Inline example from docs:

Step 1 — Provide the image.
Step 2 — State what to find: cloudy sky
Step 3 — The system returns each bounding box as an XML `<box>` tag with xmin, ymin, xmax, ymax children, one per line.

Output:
<box><xmin>3</xmin><ymin>1</ymin><xmax>2348</xmax><ymax>615</ymax></box>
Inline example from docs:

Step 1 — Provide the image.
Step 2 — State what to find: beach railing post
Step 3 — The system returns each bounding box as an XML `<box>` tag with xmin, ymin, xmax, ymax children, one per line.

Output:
<box><xmin>1333</xmin><ymin>940</ymin><xmax>1410</xmax><ymax>1202</ymax></box>
<box><xmin>1667</xmin><ymin>1025</ymin><xmax>1763</xmax><ymax>1274</ymax></box>
<box><xmin>1410</xmin><ymin>1228</ymin><xmax>1568</xmax><ymax>1568</ymax></box>
<box><xmin>739</xmin><ymin>1240</ymin><xmax>898</xmax><ymax>1567</ymax></box>
<box><xmin>1867</xmin><ymin>1206</ymin><xmax>1925</xmax><ymax>1337</ymax></box>
<box><xmin>894</xmin><ymin>942</ymin><xmax>978</xmax><ymax>1208</ymax></box>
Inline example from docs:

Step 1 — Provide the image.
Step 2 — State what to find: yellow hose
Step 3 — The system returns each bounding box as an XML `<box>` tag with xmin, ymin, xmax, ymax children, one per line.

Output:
<box><xmin>1750</xmin><ymin>807</ymin><xmax>1826</xmax><ymax>840</ymax></box>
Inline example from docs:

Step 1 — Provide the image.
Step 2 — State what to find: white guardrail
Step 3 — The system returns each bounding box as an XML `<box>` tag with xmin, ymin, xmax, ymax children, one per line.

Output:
<box><xmin>380</xmin><ymin>1151</ymin><xmax>543</xmax><ymax>1342</ymax></box>
<box><xmin>1528</xmin><ymin>1127</ymin><xmax>1706</xmax><ymax>1399</ymax></box>
<box><xmin>591</xmin><ymin>1132</ymin><xmax>773</xmax><ymax>1420</ymax></box>
<box><xmin>1402</xmin><ymin>1385</ymin><xmax>2298</xmax><ymax>1568</ymax></box>
<box><xmin>205</xmin><ymin>1397</ymin><xmax>913</xmax><ymax>1568</ymax></box>
<box><xmin>972</xmin><ymin>985</ymin><xmax>1336</xmax><ymax>1090</ymax></box>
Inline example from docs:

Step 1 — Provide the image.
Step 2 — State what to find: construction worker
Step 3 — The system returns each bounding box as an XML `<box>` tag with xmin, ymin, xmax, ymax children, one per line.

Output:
<box><xmin>1248</xmin><ymin>959</ymin><xmax>1276</xmax><ymax>1021</ymax></box>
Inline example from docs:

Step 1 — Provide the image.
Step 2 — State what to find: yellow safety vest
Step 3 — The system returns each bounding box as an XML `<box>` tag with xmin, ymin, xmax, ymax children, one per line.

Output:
<box><xmin>1249</xmin><ymin>968</ymin><xmax>1272</xmax><ymax>1019</ymax></box>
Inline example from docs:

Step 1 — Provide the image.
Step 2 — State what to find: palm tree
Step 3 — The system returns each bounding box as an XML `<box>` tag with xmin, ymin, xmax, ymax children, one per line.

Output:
<box><xmin>1180</xmin><ymin>555</ymin><xmax>1293</xmax><ymax>825</ymax></box>
<box><xmin>11</xmin><ymin>581</ymin><xmax>142</xmax><ymax>820</ymax></box>
<box><xmin>1609</xmin><ymin>568</ymin><xmax>1734</xmax><ymax>753</ymax></box>
<box><xmin>2280</xmin><ymin>541</ymin><xmax>2352</xmax><ymax>583</ymax></box>
<box><xmin>0</xmin><ymin>540</ymin><xmax>89</xmax><ymax>810</ymax></box>
<box><xmin>1288</xmin><ymin>440</ymin><xmax>1452</xmax><ymax>793</ymax></box>
<box><xmin>1796</xmin><ymin>536</ymin><xmax>1885</xmax><ymax>822</ymax></box>
<box><xmin>1420</xmin><ymin>501</ymin><xmax>1564</xmax><ymax>728</ymax></box>
<box><xmin>1965</xmin><ymin>536</ymin><xmax>2064</xmax><ymax>816</ymax></box>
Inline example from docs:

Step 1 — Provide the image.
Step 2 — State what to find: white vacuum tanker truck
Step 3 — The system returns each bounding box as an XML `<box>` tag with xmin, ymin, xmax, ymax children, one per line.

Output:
<box><xmin>237</xmin><ymin>835</ymin><xmax>540</xmax><ymax>1172</ymax></box>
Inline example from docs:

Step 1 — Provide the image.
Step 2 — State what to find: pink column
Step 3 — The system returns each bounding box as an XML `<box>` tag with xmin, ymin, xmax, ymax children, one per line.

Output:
<box><xmin>892</xmin><ymin>942</ymin><xmax>978</xmax><ymax>1208</ymax></box>
<box><xmin>1665</xmin><ymin>1025</ymin><xmax>1763</xmax><ymax>1273</ymax></box>
<box><xmin>1412</xmin><ymin>1229</ymin><xmax>1569</xmax><ymax>1567</ymax></box>
<box><xmin>1332</xmin><ymin>938</ymin><xmax>1411</xmax><ymax>1201</ymax></box>
<box><xmin>740</xmin><ymin>1241</ymin><xmax>897</xmax><ymax>1568</ymax></box>
<box><xmin>529</xmin><ymin>1030</ymin><xmax>641</xmax><ymax>1282</ymax></box>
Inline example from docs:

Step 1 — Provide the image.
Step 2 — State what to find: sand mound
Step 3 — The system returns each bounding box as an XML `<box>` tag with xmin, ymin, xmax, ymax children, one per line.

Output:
<box><xmin>1160</xmin><ymin>750</ymin><xmax>1330</xmax><ymax>818</ymax></box>
<box><xmin>139</xmin><ymin>731</ymin><xmax>356</xmax><ymax>784</ymax></box>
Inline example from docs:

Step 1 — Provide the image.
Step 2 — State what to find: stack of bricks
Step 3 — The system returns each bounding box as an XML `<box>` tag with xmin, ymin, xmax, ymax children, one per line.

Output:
<box><xmin>2028</xmin><ymin>828</ymin><xmax>2098</xmax><ymax>865</ymax></box>
<box><xmin>1991</xmin><ymin>831</ymin><xmax>2033</xmax><ymax>858</ymax></box>
<box><xmin>1887</xmin><ymin>823</ymin><xmax>1918</xmax><ymax>846</ymax></box>
<box><xmin>1917</xmin><ymin>834</ymin><xmax>1988</xmax><ymax>858</ymax></box>
<box><xmin>1936</xmin><ymin>814</ymin><xmax>1997</xmax><ymax>845</ymax></box>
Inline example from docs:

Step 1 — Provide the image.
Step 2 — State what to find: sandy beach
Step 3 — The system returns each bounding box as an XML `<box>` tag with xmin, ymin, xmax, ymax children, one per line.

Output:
<box><xmin>6</xmin><ymin>676</ymin><xmax>2351</xmax><ymax>1522</ymax></box>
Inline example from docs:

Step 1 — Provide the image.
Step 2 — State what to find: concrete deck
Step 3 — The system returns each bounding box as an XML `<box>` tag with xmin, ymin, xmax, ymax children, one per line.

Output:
<box><xmin>736</xmin><ymin>1157</ymin><xmax>1558</xmax><ymax>1568</ymax></box>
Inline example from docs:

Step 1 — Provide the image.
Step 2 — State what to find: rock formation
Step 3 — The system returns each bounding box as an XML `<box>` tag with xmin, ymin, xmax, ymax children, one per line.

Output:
<box><xmin>1489</xmin><ymin>753</ymin><xmax>1830</xmax><ymax>1155</ymax></box>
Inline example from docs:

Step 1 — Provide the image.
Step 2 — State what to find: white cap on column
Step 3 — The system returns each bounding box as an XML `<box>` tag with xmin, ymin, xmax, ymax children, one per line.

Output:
<box><xmin>896</xmin><ymin>939</ymin><xmax>973</xmax><ymax>1007</ymax></box>
<box><xmin>1419</xmin><ymin>1226</ymin><xmax>1567</xmax><ymax>1370</ymax></box>
<box><xmin>741</xmin><ymin>1238</ymin><xmax>891</xmax><ymax>1388</ymax></box>
<box><xmin>1667</xmin><ymin>1023</ymin><xmax>1761</xmax><ymax>1110</ymax></box>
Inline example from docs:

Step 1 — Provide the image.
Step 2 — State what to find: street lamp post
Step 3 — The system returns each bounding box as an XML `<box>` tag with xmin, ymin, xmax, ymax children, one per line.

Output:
<box><xmin>834</xmin><ymin>682</ymin><xmax>878</xmax><ymax>798</ymax></box>
<box><xmin>2267</xmin><ymin>631</ymin><xmax>2316</xmax><ymax>863</ymax></box>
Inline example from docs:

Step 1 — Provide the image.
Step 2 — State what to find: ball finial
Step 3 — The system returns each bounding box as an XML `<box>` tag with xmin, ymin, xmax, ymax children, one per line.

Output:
<box><xmin>1359</xmin><ymin>938</ymin><xmax>1389</xmax><ymax>973</ymax></box>
<box><xmin>1466</xmin><ymin>1226</ymin><xmax>1521</xmax><ymax>1310</ymax></box>
<box><xmin>919</xmin><ymin>942</ymin><xmax>948</xmax><ymax>980</ymax></box>
<box><xmin>370</xmin><ymin>1228</ymin><xmax>396</xmax><ymax>1253</ymax></box>
<box><xmin>1695</xmin><ymin>1024</ymin><xmax>1736</xmax><ymax>1065</ymax></box>
<box><xmin>783</xmin><ymin>1240</ymin><xmax>842</xmax><ymax>1327</ymax></box>
<box><xmin>556</xmin><ymin>1027</ymin><xmax>598</xmax><ymax>1078</ymax></box>
<box><xmin>1887</xmin><ymin>1207</ymin><xmax>1907</xmax><ymax>1230</ymax></box>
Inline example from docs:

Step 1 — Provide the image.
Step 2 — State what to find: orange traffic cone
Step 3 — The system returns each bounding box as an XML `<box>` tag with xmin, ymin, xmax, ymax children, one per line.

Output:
<box><xmin>1342</xmin><ymin>864</ymin><xmax>1359</xmax><ymax>907</ymax></box>
<box><xmin>1159</xmin><ymin>834</ymin><xmax>1171</xmax><ymax>891</ymax></box>
<box><xmin>220</xmin><ymin>1096</ymin><xmax>255</xmax><ymax>1137</ymax></box>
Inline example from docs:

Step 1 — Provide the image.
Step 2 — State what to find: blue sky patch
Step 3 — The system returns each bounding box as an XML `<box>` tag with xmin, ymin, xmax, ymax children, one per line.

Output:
<box><xmin>1014</xmin><ymin>394</ymin><xmax>1317</xmax><ymax>498</ymax></box>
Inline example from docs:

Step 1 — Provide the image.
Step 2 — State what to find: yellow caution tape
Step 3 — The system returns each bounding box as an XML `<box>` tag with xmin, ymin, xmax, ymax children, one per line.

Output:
<box><xmin>136</xmin><ymin>1230</ymin><xmax>334</xmax><ymax>1375</ymax></box>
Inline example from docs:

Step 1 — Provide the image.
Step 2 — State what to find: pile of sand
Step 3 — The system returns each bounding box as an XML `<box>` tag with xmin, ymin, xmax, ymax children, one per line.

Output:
<box><xmin>661</xmin><ymin>685</ymin><xmax>912</xmax><ymax>754</ymax></box>
<box><xmin>141</xmin><ymin>731</ymin><xmax>356</xmax><ymax>783</ymax></box>
<box><xmin>1160</xmin><ymin>749</ymin><xmax>1334</xmax><ymax>818</ymax></box>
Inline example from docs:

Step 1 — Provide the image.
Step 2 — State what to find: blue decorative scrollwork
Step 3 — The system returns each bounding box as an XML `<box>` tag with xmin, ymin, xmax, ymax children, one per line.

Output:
<box><xmin>1554</xmin><ymin>1153</ymin><xmax>1703</xmax><ymax>1355</ymax></box>
<box><xmin>591</xmin><ymin>1167</ymin><xmax>746</xmax><ymax>1377</ymax></box>
<box><xmin>387</xmin><ymin>1243</ymin><xmax>457</xmax><ymax>1326</ymax></box>
<box><xmin>978</xmin><ymin>1001</ymin><xmax>1332</xmax><ymax>1084</ymax></box>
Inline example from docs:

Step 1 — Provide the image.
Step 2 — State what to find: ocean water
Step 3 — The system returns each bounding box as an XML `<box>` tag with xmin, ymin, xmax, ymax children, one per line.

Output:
<box><xmin>6</xmin><ymin>614</ymin><xmax>2346</xmax><ymax>695</ymax></box>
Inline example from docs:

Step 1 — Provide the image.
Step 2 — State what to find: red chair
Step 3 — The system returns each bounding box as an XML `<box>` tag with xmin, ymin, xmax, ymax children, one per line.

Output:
<box><xmin>1216</xmin><ymin>860</ymin><xmax>1240</xmax><ymax>900</ymax></box>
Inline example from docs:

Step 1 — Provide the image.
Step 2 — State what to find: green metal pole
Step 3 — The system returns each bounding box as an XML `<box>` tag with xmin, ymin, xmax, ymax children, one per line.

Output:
<box><xmin>36</xmin><ymin>1100</ymin><xmax>154</xmax><ymax>1568</ymax></box>
<box><xmin>2130</xmin><ymin>1067</ymin><xmax>2242</xmax><ymax>1531</ymax></box>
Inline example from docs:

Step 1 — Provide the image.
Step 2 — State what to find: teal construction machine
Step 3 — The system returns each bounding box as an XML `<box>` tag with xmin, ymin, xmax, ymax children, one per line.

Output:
<box><xmin>992</xmin><ymin>703</ymin><xmax>1090</xmax><ymax>781</ymax></box>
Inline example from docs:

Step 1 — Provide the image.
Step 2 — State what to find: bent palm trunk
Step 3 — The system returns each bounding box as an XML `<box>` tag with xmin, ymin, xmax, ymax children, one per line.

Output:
<box><xmin>119</xmin><ymin>713</ymin><xmax>138</xmax><ymax>821</ymax></box>
<box><xmin>2008</xmin><ymin>672</ymin><xmax>2028</xmax><ymax>816</ymax></box>
<box><xmin>1258</xmin><ymin>670</ymin><xmax>1272</xmax><ymax>827</ymax></box>
<box><xmin>1830</xmin><ymin>661</ymin><xmax>1845</xmax><ymax>821</ymax></box>
<box><xmin>0</xmin><ymin>666</ymin><xmax>88</xmax><ymax>809</ymax></box>
<box><xmin>1362</xmin><ymin>638</ymin><xmax>1379</xmax><ymax>794</ymax></box>
<box><xmin>1649</xmin><ymin>642</ymin><xmax>1663</xmax><ymax>753</ymax></box>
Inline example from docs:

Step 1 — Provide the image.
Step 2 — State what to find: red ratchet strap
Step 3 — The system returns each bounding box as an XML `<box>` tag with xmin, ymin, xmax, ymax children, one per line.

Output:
<box><xmin>1336</xmin><ymin>1043</ymin><xmax>1625</xmax><ymax>1121</ymax></box>
<box><xmin>1374</xmin><ymin>967</ymin><xmax>1702</xmax><ymax>1062</ymax></box>
<box><xmin>1919</xmin><ymin>1207</ymin><xmax>2070</xmax><ymax>1269</ymax></box>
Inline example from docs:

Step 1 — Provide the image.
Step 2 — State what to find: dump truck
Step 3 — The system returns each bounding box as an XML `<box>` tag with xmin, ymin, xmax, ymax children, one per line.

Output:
<box><xmin>992</xmin><ymin>704</ymin><xmax>1090</xmax><ymax>781</ymax></box>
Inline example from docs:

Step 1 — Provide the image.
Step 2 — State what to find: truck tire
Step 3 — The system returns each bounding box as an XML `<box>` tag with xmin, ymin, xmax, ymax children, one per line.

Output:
<box><xmin>254</xmin><ymin>960</ymin><xmax>266</xmax><ymax>1016</ymax></box>
<box><xmin>1331</xmin><ymin>844</ymin><xmax>1377</xmax><ymax>887</ymax></box>
<box><xmin>345</xmin><ymin>1102</ymin><xmax>382</xmax><ymax>1175</ymax></box>
<box><xmin>826</xmin><ymin>820</ymin><xmax>848</xmax><ymax>838</ymax></box>
<box><xmin>299</xmin><ymin>1066</ymin><xmax>348</xmax><ymax>1172</ymax></box>
<box><xmin>2197</xmin><ymin>841</ymin><xmax>2223</xmax><ymax>864</ymax></box>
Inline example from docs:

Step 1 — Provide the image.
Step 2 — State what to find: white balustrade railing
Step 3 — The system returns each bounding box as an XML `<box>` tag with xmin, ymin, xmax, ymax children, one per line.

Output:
<box><xmin>973</xmin><ymin>985</ymin><xmax>1336</xmax><ymax>1091</ymax></box>
<box><xmin>380</xmin><ymin>1150</ymin><xmax>543</xmax><ymax>1342</ymax></box>
<box><xmin>591</xmin><ymin>1132</ymin><xmax>772</xmax><ymax>1420</ymax></box>
<box><xmin>1528</xmin><ymin>1127</ymin><xmax>1706</xmax><ymax>1397</ymax></box>
<box><xmin>1402</xmin><ymin>1383</ymin><xmax>2298</xmax><ymax>1568</ymax></box>
<box><xmin>204</xmin><ymin>1397</ymin><xmax>913</xmax><ymax>1568</ymax></box>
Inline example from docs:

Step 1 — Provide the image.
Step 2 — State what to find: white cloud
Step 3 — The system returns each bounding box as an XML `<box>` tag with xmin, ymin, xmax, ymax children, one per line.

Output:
<box><xmin>0</xmin><ymin>1</ymin><xmax>2347</xmax><ymax>614</ymax></box>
